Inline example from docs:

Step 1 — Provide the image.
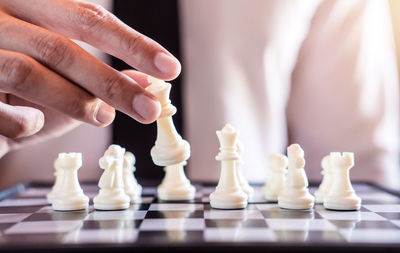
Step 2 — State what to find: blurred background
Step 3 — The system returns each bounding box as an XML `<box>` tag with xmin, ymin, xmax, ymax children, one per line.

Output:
<box><xmin>0</xmin><ymin>0</ymin><xmax>399</xmax><ymax>190</ymax></box>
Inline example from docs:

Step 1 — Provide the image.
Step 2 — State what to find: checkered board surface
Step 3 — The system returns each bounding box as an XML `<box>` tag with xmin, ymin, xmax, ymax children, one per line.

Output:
<box><xmin>0</xmin><ymin>183</ymin><xmax>399</xmax><ymax>250</ymax></box>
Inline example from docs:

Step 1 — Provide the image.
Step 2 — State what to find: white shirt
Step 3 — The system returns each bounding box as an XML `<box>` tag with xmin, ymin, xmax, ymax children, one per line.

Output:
<box><xmin>180</xmin><ymin>0</ymin><xmax>400</xmax><ymax>188</ymax></box>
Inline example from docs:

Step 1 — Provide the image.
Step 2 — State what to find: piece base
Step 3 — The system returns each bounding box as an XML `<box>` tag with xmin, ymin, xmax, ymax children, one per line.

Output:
<box><xmin>157</xmin><ymin>185</ymin><xmax>196</xmax><ymax>201</ymax></box>
<box><xmin>52</xmin><ymin>198</ymin><xmax>89</xmax><ymax>211</ymax></box>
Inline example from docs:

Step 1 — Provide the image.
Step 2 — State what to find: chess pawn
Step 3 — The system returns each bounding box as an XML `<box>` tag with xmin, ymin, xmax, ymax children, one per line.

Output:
<box><xmin>262</xmin><ymin>154</ymin><xmax>288</xmax><ymax>202</ymax></box>
<box><xmin>146</xmin><ymin>78</ymin><xmax>190</xmax><ymax>166</ymax></box>
<box><xmin>236</xmin><ymin>140</ymin><xmax>254</xmax><ymax>196</ymax></box>
<box><xmin>209</xmin><ymin>124</ymin><xmax>248</xmax><ymax>209</ymax></box>
<box><xmin>52</xmin><ymin>153</ymin><xmax>89</xmax><ymax>211</ymax></box>
<box><xmin>278</xmin><ymin>144</ymin><xmax>314</xmax><ymax>210</ymax></box>
<box><xmin>46</xmin><ymin>157</ymin><xmax>64</xmax><ymax>204</ymax></box>
<box><xmin>314</xmin><ymin>155</ymin><xmax>334</xmax><ymax>204</ymax></box>
<box><xmin>158</xmin><ymin>161</ymin><xmax>196</xmax><ymax>201</ymax></box>
<box><xmin>324</xmin><ymin>152</ymin><xmax>361</xmax><ymax>210</ymax></box>
<box><xmin>123</xmin><ymin>151</ymin><xmax>142</xmax><ymax>203</ymax></box>
<box><xmin>94</xmin><ymin>145</ymin><xmax>130</xmax><ymax>210</ymax></box>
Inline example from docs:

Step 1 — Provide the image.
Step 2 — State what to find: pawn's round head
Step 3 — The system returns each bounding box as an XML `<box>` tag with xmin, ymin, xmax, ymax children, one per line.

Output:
<box><xmin>104</xmin><ymin>144</ymin><xmax>125</xmax><ymax>159</ymax></box>
<box><xmin>268</xmin><ymin>154</ymin><xmax>288</xmax><ymax>172</ymax></box>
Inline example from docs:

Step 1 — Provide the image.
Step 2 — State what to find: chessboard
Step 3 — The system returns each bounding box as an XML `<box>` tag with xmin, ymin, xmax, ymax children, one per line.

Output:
<box><xmin>0</xmin><ymin>183</ymin><xmax>399</xmax><ymax>252</ymax></box>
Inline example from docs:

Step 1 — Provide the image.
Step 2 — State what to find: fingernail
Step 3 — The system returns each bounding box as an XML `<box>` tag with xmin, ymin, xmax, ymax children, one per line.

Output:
<box><xmin>154</xmin><ymin>52</ymin><xmax>181</xmax><ymax>76</ymax></box>
<box><xmin>96</xmin><ymin>102</ymin><xmax>115</xmax><ymax>125</ymax></box>
<box><xmin>132</xmin><ymin>94</ymin><xmax>161</xmax><ymax>121</ymax></box>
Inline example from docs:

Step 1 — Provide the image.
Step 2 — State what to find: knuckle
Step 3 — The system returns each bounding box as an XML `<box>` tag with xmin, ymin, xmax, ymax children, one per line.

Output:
<box><xmin>32</xmin><ymin>34</ymin><xmax>74</xmax><ymax>68</ymax></box>
<box><xmin>102</xmin><ymin>74</ymin><xmax>124</xmax><ymax>101</ymax></box>
<box><xmin>0</xmin><ymin>55</ymin><xmax>32</xmax><ymax>92</ymax></box>
<box><xmin>125</xmin><ymin>34</ymin><xmax>151</xmax><ymax>59</ymax></box>
<box><xmin>67</xmin><ymin>96</ymin><xmax>90</xmax><ymax>119</ymax></box>
<box><xmin>75</xmin><ymin>2</ymin><xmax>111</xmax><ymax>32</ymax></box>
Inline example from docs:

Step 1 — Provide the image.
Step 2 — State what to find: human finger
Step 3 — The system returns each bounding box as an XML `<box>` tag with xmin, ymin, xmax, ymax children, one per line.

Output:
<box><xmin>0</xmin><ymin>0</ymin><xmax>181</xmax><ymax>80</ymax></box>
<box><xmin>0</xmin><ymin>14</ymin><xmax>159</xmax><ymax>124</ymax></box>
<box><xmin>0</xmin><ymin>101</ymin><xmax>44</xmax><ymax>139</ymax></box>
<box><xmin>0</xmin><ymin>49</ymin><xmax>116</xmax><ymax>126</ymax></box>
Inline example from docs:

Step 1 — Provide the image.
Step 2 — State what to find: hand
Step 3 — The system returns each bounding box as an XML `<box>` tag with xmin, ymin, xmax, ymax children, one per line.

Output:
<box><xmin>0</xmin><ymin>0</ymin><xmax>181</xmax><ymax>156</ymax></box>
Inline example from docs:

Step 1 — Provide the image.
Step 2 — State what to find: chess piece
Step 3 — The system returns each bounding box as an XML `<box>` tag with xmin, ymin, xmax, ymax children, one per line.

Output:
<box><xmin>93</xmin><ymin>145</ymin><xmax>130</xmax><ymax>210</ymax></box>
<box><xmin>278</xmin><ymin>144</ymin><xmax>314</xmax><ymax>210</ymax></box>
<box><xmin>123</xmin><ymin>151</ymin><xmax>142</xmax><ymax>203</ymax></box>
<box><xmin>52</xmin><ymin>153</ymin><xmax>89</xmax><ymax>211</ymax></box>
<box><xmin>262</xmin><ymin>154</ymin><xmax>288</xmax><ymax>202</ymax></box>
<box><xmin>209</xmin><ymin>124</ymin><xmax>248</xmax><ymax>209</ymax></box>
<box><xmin>46</xmin><ymin>157</ymin><xmax>64</xmax><ymax>204</ymax></box>
<box><xmin>146</xmin><ymin>78</ymin><xmax>190</xmax><ymax>166</ymax></box>
<box><xmin>324</xmin><ymin>152</ymin><xmax>361</xmax><ymax>210</ymax></box>
<box><xmin>158</xmin><ymin>161</ymin><xmax>196</xmax><ymax>201</ymax></box>
<box><xmin>314</xmin><ymin>155</ymin><xmax>333</xmax><ymax>204</ymax></box>
<box><xmin>236</xmin><ymin>140</ymin><xmax>254</xmax><ymax>196</ymax></box>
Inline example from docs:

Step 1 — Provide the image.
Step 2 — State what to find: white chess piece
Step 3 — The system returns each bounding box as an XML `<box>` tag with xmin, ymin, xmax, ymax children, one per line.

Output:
<box><xmin>262</xmin><ymin>154</ymin><xmax>288</xmax><ymax>202</ymax></box>
<box><xmin>146</xmin><ymin>78</ymin><xmax>190</xmax><ymax>166</ymax></box>
<box><xmin>52</xmin><ymin>153</ymin><xmax>89</xmax><ymax>211</ymax></box>
<box><xmin>314</xmin><ymin>155</ymin><xmax>334</xmax><ymax>204</ymax></box>
<box><xmin>236</xmin><ymin>140</ymin><xmax>254</xmax><ymax>196</ymax></box>
<box><xmin>278</xmin><ymin>144</ymin><xmax>314</xmax><ymax>209</ymax></box>
<box><xmin>157</xmin><ymin>161</ymin><xmax>196</xmax><ymax>201</ymax></box>
<box><xmin>209</xmin><ymin>124</ymin><xmax>248</xmax><ymax>209</ymax></box>
<box><xmin>93</xmin><ymin>145</ymin><xmax>130</xmax><ymax>210</ymax></box>
<box><xmin>123</xmin><ymin>151</ymin><xmax>142</xmax><ymax>203</ymax></box>
<box><xmin>46</xmin><ymin>157</ymin><xmax>64</xmax><ymax>204</ymax></box>
<box><xmin>324</xmin><ymin>152</ymin><xmax>361</xmax><ymax>210</ymax></box>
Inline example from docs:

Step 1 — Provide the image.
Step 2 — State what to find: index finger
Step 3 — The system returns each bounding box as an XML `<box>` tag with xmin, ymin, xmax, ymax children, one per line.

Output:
<box><xmin>0</xmin><ymin>0</ymin><xmax>181</xmax><ymax>81</ymax></box>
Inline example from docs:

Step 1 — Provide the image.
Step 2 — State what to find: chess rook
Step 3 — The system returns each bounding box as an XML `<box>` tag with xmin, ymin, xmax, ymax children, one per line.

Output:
<box><xmin>94</xmin><ymin>145</ymin><xmax>130</xmax><ymax>210</ymax></box>
<box><xmin>324</xmin><ymin>152</ymin><xmax>361</xmax><ymax>211</ymax></box>
<box><xmin>209</xmin><ymin>124</ymin><xmax>248</xmax><ymax>209</ymax></box>
<box><xmin>123</xmin><ymin>151</ymin><xmax>142</xmax><ymax>203</ymax></box>
<box><xmin>157</xmin><ymin>161</ymin><xmax>196</xmax><ymax>201</ymax></box>
<box><xmin>236</xmin><ymin>140</ymin><xmax>254</xmax><ymax>196</ymax></box>
<box><xmin>52</xmin><ymin>153</ymin><xmax>89</xmax><ymax>211</ymax></box>
<box><xmin>314</xmin><ymin>155</ymin><xmax>334</xmax><ymax>204</ymax></box>
<box><xmin>46</xmin><ymin>157</ymin><xmax>64</xmax><ymax>204</ymax></box>
<box><xmin>262</xmin><ymin>154</ymin><xmax>288</xmax><ymax>202</ymax></box>
<box><xmin>147</xmin><ymin>78</ymin><xmax>190</xmax><ymax>166</ymax></box>
<box><xmin>278</xmin><ymin>144</ymin><xmax>314</xmax><ymax>210</ymax></box>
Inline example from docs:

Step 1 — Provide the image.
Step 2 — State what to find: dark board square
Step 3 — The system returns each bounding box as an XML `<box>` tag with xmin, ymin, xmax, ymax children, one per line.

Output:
<box><xmin>136</xmin><ymin>231</ymin><xmax>204</xmax><ymax>244</ymax></box>
<box><xmin>0</xmin><ymin>233</ymin><xmax>67</xmax><ymax>245</ymax></box>
<box><xmin>81</xmin><ymin>220</ymin><xmax>142</xmax><ymax>230</ymax></box>
<box><xmin>23</xmin><ymin>211</ymin><xmax>89</xmax><ymax>222</ymax></box>
<box><xmin>145</xmin><ymin>210</ymin><xmax>204</xmax><ymax>219</ymax></box>
<box><xmin>0</xmin><ymin>206</ymin><xmax>43</xmax><ymax>214</ymax></box>
<box><xmin>205</xmin><ymin>219</ymin><xmax>268</xmax><ymax>228</ymax></box>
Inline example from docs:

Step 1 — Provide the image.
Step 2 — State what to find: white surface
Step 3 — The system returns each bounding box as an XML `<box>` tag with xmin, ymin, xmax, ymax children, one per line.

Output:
<box><xmin>278</xmin><ymin>144</ymin><xmax>314</xmax><ymax>209</ymax></box>
<box><xmin>262</xmin><ymin>154</ymin><xmax>288</xmax><ymax>201</ymax></box>
<box><xmin>123</xmin><ymin>152</ymin><xmax>142</xmax><ymax>203</ymax></box>
<box><xmin>209</xmin><ymin>125</ymin><xmax>248</xmax><ymax>209</ymax></box>
<box><xmin>93</xmin><ymin>145</ymin><xmax>130</xmax><ymax>210</ymax></box>
<box><xmin>157</xmin><ymin>162</ymin><xmax>195</xmax><ymax>201</ymax></box>
<box><xmin>324</xmin><ymin>152</ymin><xmax>361</xmax><ymax>211</ymax></box>
<box><xmin>51</xmin><ymin>153</ymin><xmax>89</xmax><ymax>211</ymax></box>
